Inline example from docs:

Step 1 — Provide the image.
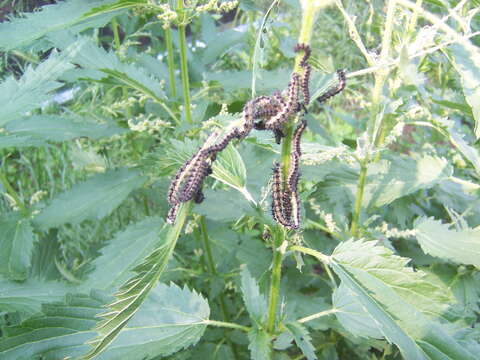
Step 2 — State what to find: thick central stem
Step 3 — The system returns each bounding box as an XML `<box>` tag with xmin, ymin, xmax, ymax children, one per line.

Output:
<box><xmin>266</xmin><ymin>0</ymin><xmax>321</xmax><ymax>338</ymax></box>
<box><xmin>177</xmin><ymin>1</ymin><xmax>192</xmax><ymax>124</ymax></box>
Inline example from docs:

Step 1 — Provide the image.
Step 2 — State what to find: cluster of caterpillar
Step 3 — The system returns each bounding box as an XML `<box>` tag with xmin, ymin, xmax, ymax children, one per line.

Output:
<box><xmin>166</xmin><ymin>43</ymin><xmax>346</xmax><ymax>226</ymax></box>
<box><xmin>270</xmin><ymin>120</ymin><xmax>306</xmax><ymax>229</ymax></box>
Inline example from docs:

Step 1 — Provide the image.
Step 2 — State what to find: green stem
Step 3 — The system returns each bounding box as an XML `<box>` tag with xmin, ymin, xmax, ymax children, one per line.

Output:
<box><xmin>289</xmin><ymin>245</ymin><xmax>330</xmax><ymax>264</ymax></box>
<box><xmin>177</xmin><ymin>1</ymin><xmax>192</xmax><ymax>124</ymax></box>
<box><xmin>111</xmin><ymin>17</ymin><xmax>121</xmax><ymax>50</ymax></box>
<box><xmin>266</xmin><ymin>227</ymin><xmax>284</xmax><ymax>334</ymax></box>
<box><xmin>204</xmin><ymin>320</ymin><xmax>250</xmax><ymax>332</ymax></box>
<box><xmin>164</xmin><ymin>27</ymin><xmax>177</xmax><ymax>98</ymax></box>
<box><xmin>266</xmin><ymin>0</ymin><xmax>323</xmax><ymax>339</ymax></box>
<box><xmin>297</xmin><ymin>308</ymin><xmax>338</xmax><ymax>324</ymax></box>
<box><xmin>0</xmin><ymin>170</ymin><xmax>28</xmax><ymax>216</ymax></box>
<box><xmin>350</xmin><ymin>161</ymin><xmax>368</xmax><ymax>237</ymax></box>
<box><xmin>199</xmin><ymin>217</ymin><xmax>240</xmax><ymax>360</ymax></box>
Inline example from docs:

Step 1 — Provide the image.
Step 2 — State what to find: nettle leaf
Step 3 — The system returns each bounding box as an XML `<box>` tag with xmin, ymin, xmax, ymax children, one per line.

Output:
<box><xmin>329</xmin><ymin>240</ymin><xmax>476</xmax><ymax>360</ymax></box>
<box><xmin>212</xmin><ymin>144</ymin><xmax>255</xmax><ymax>203</ymax></box>
<box><xmin>83</xmin><ymin>205</ymin><xmax>189</xmax><ymax>359</ymax></box>
<box><xmin>240</xmin><ymin>266</ymin><xmax>267</xmax><ymax>324</ymax></box>
<box><xmin>84</xmin><ymin>217</ymin><xmax>165</xmax><ymax>291</ymax></box>
<box><xmin>247</xmin><ymin>328</ymin><xmax>271</xmax><ymax>360</ymax></box>
<box><xmin>195</xmin><ymin>189</ymin><xmax>253</xmax><ymax>221</ymax></box>
<box><xmin>0</xmin><ymin>0</ymin><xmax>120</xmax><ymax>51</ymax></box>
<box><xmin>332</xmin><ymin>282</ymin><xmax>383</xmax><ymax>339</ymax></box>
<box><xmin>0</xmin><ymin>278</ymin><xmax>69</xmax><ymax>315</ymax></box>
<box><xmin>5</xmin><ymin>115</ymin><xmax>125</xmax><ymax>143</ymax></box>
<box><xmin>362</xmin><ymin>155</ymin><xmax>452</xmax><ymax>208</ymax></box>
<box><xmin>285</xmin><ymin>322</ymin><xmax>317</xmax><ymax>360</ymax></box>
<box><xmin>0</xmin><ymin>41</ymin><xmax>86</xmax><ymax>126</ymax></box>
<box><xmin>33</xmin><ymin>168</ymin><xmax>146</xmax><ymax>230</ymax></box>
<box><xmin>82</xmin><ymin>0</ymin><xmax>147</xmax><ymax>18</ymax></box>
<box><xmin>450</xmin><ymin>42</ymin><xmax>480</xmax><ymax>138</ymax></box>
<box><xmin>415</xmin><ymin>217</ymin><xmax>480</xmax><ymax>268</ymax></box>
<box><xmin>0</xmin><ymin>213</ymin><xmax>36</xmax><ymax>281</ymax></box>
<box><xmin>0</xmin><ymin>283</ymin><xmax>208</xmax><ymax>360</ymax></box>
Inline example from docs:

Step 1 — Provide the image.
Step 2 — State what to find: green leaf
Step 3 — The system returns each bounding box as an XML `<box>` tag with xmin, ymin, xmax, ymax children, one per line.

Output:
<box><xmin>201</xmin><ymin>28</ymin><xmax>246</xmax><ymax>65</ymax></box>
<box><xmin>0</xmin><ymin>0</ymin><xmax>121</xmax><ymax>51</ymax></box>
<box><xmin>329</xmin><ymin>240</ymin><xmax>476</xmax><ymax>360</ymax></box>
<box><xmin>5</xmin><ymin>115</ymin><xmax>125</xmax><ymax>142</ymax></box>
<box><xmin>33</xmin><ymin>168</ymin><xmax>146</xmax><ymax>230</ymax></box>
<box><xmin>450</xmin><ymin>42</ymin><xmax>480</xmax><ymax>138</ymax></box>
<box><xmin>212</xmin><ymin>144</ymin><xmax>255</xmax><ymax>203</ymax></box>
<box><xmin>82</xmin><ymin>203</ymin><xmax>190</xmax><ymax>359</ymax></box>
<box><xmin>195</xmin><ymin>189</ymin><xmax>253</xmax><ymax>221</ymax></box>
<box><xmin>0</xmin><ymin>283</ymin><xmax>208</xmax><ymax>360</ymax></box>
<box><xmin>0</xmin><ymin>278</ymin><xmax>70</xmax><ymax>315</ymax></box>
<box><xmin>82</xmin><ymin>0</ymin><xmax>147</xmax><ymax>18</ymax></box>
<box><xmin>415</xmin><ymin>217</ymin><xmax>480</xmax><ymax>268</ymax></box>
<box><xmin>84</xmin><ymin>217</ymin><xmax>165</xmax><ymax>291</ymax></box>
<box><xmin>240</xmin><ymin>266</ymin><xmax>267</xmax><ymax>323</ymax></box>
<box><xmin>0</xmin><ymin>214</ymin><xmax>36</xmax><ymax>281</ymax></box>
<box><xmin>362</xmin><ymin>155</ymin><xmax>452</xmax><ymax>208</ymax></box>
<box><xmin>332</xmin><ymin>283</ymin><xmax>384</xmax><ymax>339</ymax></box>
<box><xmin>247</xmin><ymin>328</ymin><xmax>271</xmax><ymax>360</ymax></box>
<box><xmin>285</xmin><ymin>322</ymin><xmax>317</xmax><ymax>360</ymax></box>
<box><xmin>100</xmin><ymin>283</ymin><xmax>209</xmax><ymax>359</ymax></box>
<box><xmin>0</xmin><ymin>42</ymin><xmax>85</xmax><ymax>126</ymax></box>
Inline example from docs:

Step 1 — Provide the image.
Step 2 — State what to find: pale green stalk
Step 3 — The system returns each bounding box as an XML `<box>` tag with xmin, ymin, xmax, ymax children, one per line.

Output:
<box><xmin>204</xmin><ymin>320</ymin><xmax>250</xmax><ymax>332</ymax></box>
<box><xmin>176</xmin><ymin>0</ymin><xmax>192</xmax><ymax>124</ymax></box>
<box><xmin>164</xmin><ymin>27</ymin><xmax>177</xmax><ymax>98</ymax></box>
<box><xmin>0</xmin><ymin>170</ymin><xmax>28</xmax><ymax>216</ymax></box>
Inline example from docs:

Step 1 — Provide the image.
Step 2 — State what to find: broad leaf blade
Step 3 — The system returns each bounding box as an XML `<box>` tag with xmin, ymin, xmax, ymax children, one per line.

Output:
<box><xmin>0</xmin><ymin>0</ymin><xmax>120</xmax><ymax>51</ymax></box>
<box><xmin>329</xmin><ymin>240</ymin><xmax>476</xmax><ymax>360</ymax></box>
<box><xmin>212</xmin><ymin>143</ymin><xmax>247</xmax><ymax>192</ymax></box>
<box><xmin>332</xmin><ymin>282</ymin><xmax>383</xmax><ymax>339</ymax></box>
<box><xmin>5</xmin><ymin>115</ymin><xmax>125</xmax><ymax>142</ymax></box>
<box><xmin>240</xmin><ymin>266</ymin><xmax>267</xmax><ymax>323</ymax></box>
<box><xmin>0</xmin><ymin>278</ymin><xmax>69</xmax><ymax>316</ymax></box>
<box><xmin>82</xmin><ymin>203</ymin><xmax>190</xmax><ymax>359</ymax></box>
<box><xmin>415</xmin><ymin>217</ymin><xmax>480</xmax><ymax>268</ymax></box>
<box><xmin>247</xmin><ymin>328</ymin><xmax>271</xmax><ymax>360</ymax></box>
<box><xmin>285</xmin><ymin>322</ymin><xmax>317</xmax><ymax>360</ymax></box>
<box><xmin>450</xmin><ymin>42</ymin><xmax>480</xmax><ymax>138</ymax></box>
<box><xmin>33</xmin><ymin>168</ymin><xmax>145</xmax><ymax>230</ymax></box>
<box><xmin>84</xmin><ymin>217</ymin><xmax>165</xmax><ymax>291</ymax></box>
<box><xmin>0</xmin><ymin>42</ymin><xmax>86</xmax><ymax>126</ymax></box>
<box><xmin>0</xmin><ymin>214</ymin><xmax>36</xmax><ymax>281</ymax></box>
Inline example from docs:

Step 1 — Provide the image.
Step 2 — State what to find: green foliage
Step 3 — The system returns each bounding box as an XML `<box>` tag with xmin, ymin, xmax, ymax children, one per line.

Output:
<box><xmin>0</xmin><ymin>0</ymin><xmax>480</xmax><ymax>359</ymax></box>
<box><xmin>33</xmin><ymin>168</ymin><xmax>146</xmax><ymax>230</ymax></box>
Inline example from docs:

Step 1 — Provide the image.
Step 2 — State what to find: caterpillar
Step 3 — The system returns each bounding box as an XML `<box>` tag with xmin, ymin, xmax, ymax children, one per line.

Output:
<box><xmin>316</xmin><ymin>69</ymin><xmax>346</xmax><ymax>104</ymax></box>
<box><xmin>294</xmin><ymin>43</ymin><xmax>311</xmax><ymax>67</ymax></box>
<box><xmin>301</xmin><ymin>63</ymin><xmax>311</xmax><ymax>106</ymax></box>
<box><xmin>288</xmin><ymin>120</ymin><xmax>306</xmax><ymax>193</ymax></box>
<box><xmin>166</xmin><ymin>203</ymin><xmax>180</xmax><ymax>224</ymax></box>
<box><xmin>265</xmin><ymin>73</ymin><xmax>300</xmax><ymax>130</ymax></box>
<box><xmin>271</xmin><ymin>162</ymin><xmax>293</xmax><ymax>228</ymax></box>
<box><xmin>178</xmin><ymin>158</ymin><xmax>211</xmax><ymax>203</ymax></box>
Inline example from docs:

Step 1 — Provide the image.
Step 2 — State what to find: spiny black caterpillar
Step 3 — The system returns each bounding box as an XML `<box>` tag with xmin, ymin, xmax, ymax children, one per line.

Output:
<box><xmin>316</xmin><ymin>69</ymin><xmax>346</xmax><ymax>104</ymax></box>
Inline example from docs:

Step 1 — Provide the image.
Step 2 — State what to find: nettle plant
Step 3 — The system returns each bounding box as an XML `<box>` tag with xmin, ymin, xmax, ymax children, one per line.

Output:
<box><xmin>0</xmin><ymin>0</ymin><xmax>480</xmax><ymax>359</ymax></box>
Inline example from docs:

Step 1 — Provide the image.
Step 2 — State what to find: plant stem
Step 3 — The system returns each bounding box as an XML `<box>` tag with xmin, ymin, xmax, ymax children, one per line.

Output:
<box><xmin>0</xmin><ymin>170</ymin><xmax>28</xmax><ymax>216</ymax></box>
<box><xmin>297</xmin><ymin>308</ymin><xmax>338</xmax><ymax>323</ymax></box>
<box><xmin>266</xmin><ymin>227</ymin><xmax>284</xmax><ymax>334</ymax></box>
<box><xmin>164</xmin><ymin>27</ymin><xmax>177</xmax><ymax>98</ymax></box>
<box><xmin>111</xmin><ymin>17</ymin><xmax>121</xmax><ymax>50</ymax></box>
<box><xmin>289</xmin><ymin>245</ymin><xmax>330</xmax><ymax>264</ymax></box>
<box><xmin>199</xmin><ymin>217</ymin><xmax>240</xmax><ymax>360</ymax></box>
<box><xmin>176</xmin><ymin>1</ymin><xmax>192</xmax><ymax>124</ymax></box>
<box><xmin>350</xmin><ymin>161</ymin><xmax>368</xmax><ymax>237</ymax></box>
<box><xmin>204</xmin><ymin>320</ymin><xmax>250</xmax><ymax>333</ymax></box>
<box><xmin>266</xmin><ymin>0</ymin><xmax>324</xmax><ymax>339</ymax></box>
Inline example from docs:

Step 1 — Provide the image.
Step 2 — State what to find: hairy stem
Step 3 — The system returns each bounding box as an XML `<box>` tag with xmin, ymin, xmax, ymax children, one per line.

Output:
<box><xmin>199</xmin><ymin>217</ymin><xmax>240</xmax><ymax>359</ymax></box>
<box><xmin>298</xmin><ymin>308</ymin><xmax>338</xmax><ymax>323</ymax></box>
<box><xmin>266</xmin><ymin>1</ymin><xmax>322</xmax><ymax>339</ymax></box>
<box><xmin>177</xmin><ymin>1</ymin><xmax>192</xmax><ymax>124</ymax></box>
<box><xmin>204</xmin><ymin>320</ymin><xmax>250</xmax><ymax>332</ymax></box>
<box><xmin>164</xmin><ymin>27</ymin><xmax>177</xmax><ymax>98</ymax></box>
<box><xmin>111</xmin><ymin>17</ymin><xmax>121</xmax><ymax>50</ymax></box>
<box><xmin>266</xmin><ymin>227</ymin><xmax>284</xmax><ymax>334</ymax></box>
<box><xmin>289</xmin><ymin>245</ymin><xmax>330</xmax><ymax>264</ymax></box>
<box><xmin>350</xmin><ymin>161</ymin><xmax>368</xmax><ymax>237</ymax></box>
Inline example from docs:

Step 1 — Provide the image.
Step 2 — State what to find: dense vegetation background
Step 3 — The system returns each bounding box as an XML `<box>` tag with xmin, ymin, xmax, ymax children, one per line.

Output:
<box><xmin>0</xmin><ymin>0</ymin><xmax>480</xmax><ymax>359</ymax></box>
